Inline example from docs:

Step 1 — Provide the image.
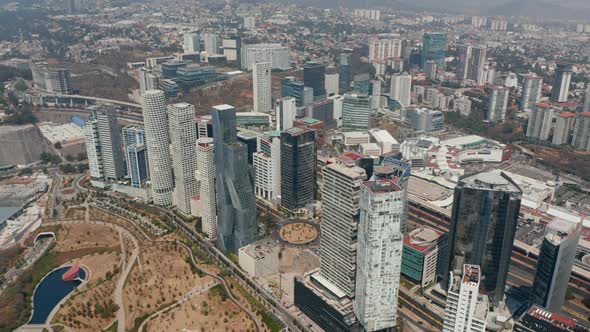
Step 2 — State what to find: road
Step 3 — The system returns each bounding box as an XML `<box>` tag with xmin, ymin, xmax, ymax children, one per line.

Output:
<box><xmin>0</xmin><ymin>237</ymin><xmax>54</xmax><ymax>293</ymax></box>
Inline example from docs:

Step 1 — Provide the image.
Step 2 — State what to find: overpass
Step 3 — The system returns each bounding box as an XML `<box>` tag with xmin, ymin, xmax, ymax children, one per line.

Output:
<box><xmin>26</xmin><ymin>93</ymin><xmax>142</xmax><ymax>111</ymax></box>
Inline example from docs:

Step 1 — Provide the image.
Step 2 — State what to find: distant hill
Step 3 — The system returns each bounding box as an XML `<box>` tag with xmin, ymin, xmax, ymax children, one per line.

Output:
<box><xmin>285</xmin><ymin>0</ymin><xmax>590</xmax><ymax>19</ymax></box>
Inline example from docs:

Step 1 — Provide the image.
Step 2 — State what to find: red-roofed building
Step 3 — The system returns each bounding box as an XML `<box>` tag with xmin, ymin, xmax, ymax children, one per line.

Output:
<box><xmin>515</xmin><ymin>305</ymin><xmax>589</xmax><ymax>332</ymax></box>
<box><xmin>401</xmin><ymin>226</ymin><xmax>447</xmax><ymax>288</ymax></box>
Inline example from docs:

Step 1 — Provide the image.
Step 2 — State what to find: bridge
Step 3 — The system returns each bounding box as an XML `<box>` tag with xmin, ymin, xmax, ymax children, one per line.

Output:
<box><xmin>26</xmin><ymin>93</ymin><xmax>142</xmax><ymax>111</ymax></box>
<box><xmin>33</xmin><ymin>232</ymin><xmax>56</xmax><ymax>245</ymax></box>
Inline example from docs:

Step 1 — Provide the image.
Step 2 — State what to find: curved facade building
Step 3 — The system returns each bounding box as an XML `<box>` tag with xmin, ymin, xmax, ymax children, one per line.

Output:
<box><xmin>143</xmin><ymin>90</ymin><xmax>174</xmax><ymax>206</ymax></box>
<box><xmin>443</xmin><ymin>171</ymin><xmax>522</xmax><ymax>305</ymax></box>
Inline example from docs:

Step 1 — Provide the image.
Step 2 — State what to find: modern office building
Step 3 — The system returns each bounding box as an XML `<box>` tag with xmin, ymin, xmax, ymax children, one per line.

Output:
<box><xmin>222</xmin><ymin>37</ymin><xmax>241</xmax><ymax>64</ymax></box>
<box><xmin>421</xmin><ymin>32</ymin><xmax>448</xmax><ymax>68</ymax></box>
<box><xmin>456</xmin><ymin>46</ymin><xmax>471</xmax><ymax>81</ymax></box>
<box><xmin>195</xmin><ymin>137</ymin><xmax>217</xmax><ymax>240</ymax></box>
<box><xmin>320</xmin><ymin>160</ymin><xmax>367</xmax><ymax>298</ymax></box>
<box><xmin>341</xmin><ymin>94</ymin><xmax>371</xmax><ymax>132</ymax></box>
<box><xmin>390</xmin><ymin>73</ymin><xmax>412</xmax><ymax>108</ymax></box>
<box><xmin>469</xmin><ymin>47</ymin><xmax>487</xmax><ymax>84</ymax></box>
<box><xmin>325</xmin><ymin>73</ymin><xmax>339</xmax><ymax>97</ymax></box>
<box><xmin>573</xmin><ymin>112</ymin><xmax>590</xmax><ymax>151</ymax></box>
<box><xmin>339</xmin><ymin>49</ymin><xmax>353</xmax><ymax>92</ymax></box>
<box><xmin>404</xmin><ymin>107</ymin><xmax>444</xmax><ymax>132</ymax></box>
<box><xmin>237</xmin><ymin>130</ymin><xmax>258</xmax><ymax>165</ymax></box>
<box><xmin>203</xmin><ymin>32</ymin><xmax>220</xmax><ymax>55</ymax></box>
<box><xmin>303</xmin><ymin>62</ymin><xmax>326</xmax><ymax>101</ymax></box>
<box><xmin>277</xmin><ymin>97</ymin><xmax>296</xmax><ymax>132</ymax></box>
<box><xmin>183</xmin><ymin>32</ymin><xmax>200</xmax><ymax>53</ymax></box>
<box><xmin>354</xmin><ymin>179</ymin><xmax>405</xmax><ymax>332</ymax></box>
<box><xmin>521</xmin><ymin>74</ymin><xmax>543</xmax><ymax>111</ymax></box>
<box><xmin>584</xmin><ymin>85</ymin><xmax>590</xmax><ymax>112</ymax></box>
<box><xmin>424</xmin><ymin>60</ymin><xmax>437</xmax><ymax>80</ymax></box>
<box><xmin>253</xmin><ymin>133</ymin><xmax>281</xmax><ymax>204</ymax></box>
<box><xmin>168</xmin><ymin>102</ymin><xmax>199</xmax><ymax>215</ymax></box>
<box><xmin>143</xmin><ymin>90</ymin><xmax>174</xmax><ymax>206</ymax></box>
<box><xmin>84</xmin><ymin>108</ymin><xmax>126</xmax><ymax>182</ymax></box>
<box><xmin>253</xmin><ymin>62</ymin><xmax>272</xmax><ymax>113</ymax></box>
<box><xmin>443</xmin><ymin>171</ymin><xmax>522</xmax><ymax>305</ymax></box>
<box><xmin>487</xmin><ymin>86</ymin><xmax>510</xmax><ymax>122</ymax></box>
<box><xmin>31</xmin><ymin>61</ymin><xmax>73</xmax><ymax>94</ymax></box>
<box><xmin>552</xmin><ymin>112</ymin><xmax>576</xmax><ymax>145</ymax></box>
<box><xmin>122</xmin><ymin>125</ymin><xmax>149</xmax><ymax>188</ymax></box>
<box><xmin>526</xmin><ymin>103</ymin><xmax>554</xmax><ymax>141</ymax></box>
<box><xmin>443</xmin><ymin>264</ymin><xmax>488</xmax><ymax>332</ymax></box>
<box><xmin>402</xmin><ymin>226</ymin><xmax>447</xmax><ymax>289</ymax></box>
<box><xmin>243</xmin><ymin>16</ymin><xmax>255</xmax><ymax>29</ymax></box>
<box><xmin>280</xmin><ymin>127</ymin><xmax>316</xmax><ymax>211</ymax></box>
<box><xmin>368</xmin><ymin>37</ymin><xmax>402</xmax><ymax>62</ymax></box>
<box><xmin>241</xmin><ymin>43</ymin><xmax>290</xmax><ymax>70</ymax></box>
<box><xmin>551</xmin><ymin>64</ymin><xmax>572</xmax><ymax>103</ymax></box>
<box><xmin>281</xmin><ymin>77</ymin><xmax>307</xmax><ymax>107</ymax></box>
<box><xmin>211</xmin><ymin>104</ymin><xmax>257</xmax><ymax>252</ymax></box>
<box><xmin>139</xmin><ymin>68</ymin><xmax>158</xmax><ymax>95</ymax></box>
<box><xmin>530</xmin><ymin>219</ymin><xmax>581</xmax><ymax>312</ymax></box>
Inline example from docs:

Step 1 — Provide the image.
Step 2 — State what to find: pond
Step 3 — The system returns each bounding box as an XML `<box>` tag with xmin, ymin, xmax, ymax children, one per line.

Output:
<box><xmin>29</xmin><ymin>266</ymin><xmax>86</xmax><ymax>324</ymax></box>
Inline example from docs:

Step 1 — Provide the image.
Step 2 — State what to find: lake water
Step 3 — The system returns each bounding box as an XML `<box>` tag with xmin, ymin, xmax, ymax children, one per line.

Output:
<box><xmin>29</xmin><ymin>266</ymin><xmax>86</xmax><ymax>324</ymax></box>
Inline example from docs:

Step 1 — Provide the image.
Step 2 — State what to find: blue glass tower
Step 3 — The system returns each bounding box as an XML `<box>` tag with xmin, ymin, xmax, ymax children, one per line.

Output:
<box><xmin>421</xmin><ymin>32</ymin><xmax>448</xmax><ymax>68</ymax></box>
<box><xmin>122</xmin><ymin>125</ymin><xmax>149</xmax><ymax>188</ymax></box>
<box><xmin>212</xmin><ymin>104</ymin><xmax>258</xmax><ymax>252</ymax></box>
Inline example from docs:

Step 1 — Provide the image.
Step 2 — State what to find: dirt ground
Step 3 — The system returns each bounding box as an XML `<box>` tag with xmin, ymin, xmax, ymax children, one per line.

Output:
<box><xmin>123</xmin><ymin>242</ymin><xmax>203</xmax><ymax>330</ymax></box>
<box><xmin>63</xmin><ymin>207</ymin><xmax>86</xmax><ymax>220</ymax></box>
<box><xmin>277</xmin><ymin>247</ymin><xmax>320</xmax><ymax>305</ymax></box>
<box><xmin>53</xmin><ymin>252</ymin><xmax>122</xmax><ymax>331</ymax></box>
<box><xmin>146</xmin><ymin>283</ymin><xmax>256</xmax><ymax>332</ymax></box>
<box><xmin>53</xmin><ymin>224</ymin><xmax>121</xmax><ymax>252</ymax></box>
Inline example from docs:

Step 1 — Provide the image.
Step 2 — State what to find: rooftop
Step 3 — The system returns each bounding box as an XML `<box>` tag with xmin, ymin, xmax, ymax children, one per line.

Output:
<box><xmin>212</xmin><ymin>104</ymin><xmax>234</xmax><ymax>111</ymax></box>
<box><xmin>364</xmin><ymin>179</ymin><xmax>401</xmax><ymax>193</ymax></box>
<box><xmin>526</xmin><ymin>305</ymin><xmax>576</xmax><ymax>329</ymax></box>
<box><xmin>404</xmin><ymin>227</ymin><xmax>445</xmax><ymax>252</ymax></box>
<box><xmin>460</xmin><ymin>171</ymin><xmax>521</xmax><ymax>193</ymax></box>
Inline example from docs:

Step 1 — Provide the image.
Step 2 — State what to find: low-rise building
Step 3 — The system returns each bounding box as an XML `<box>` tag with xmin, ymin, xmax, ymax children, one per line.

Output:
<box><xmin>401</xmin><ymin>226</ymin><xmax>447</xmax><ymax>289</ymax></box>
<box><xmin>238</xmin><ymin>238</ymin><xmax>280</xmax><ymax>278</ymax></box>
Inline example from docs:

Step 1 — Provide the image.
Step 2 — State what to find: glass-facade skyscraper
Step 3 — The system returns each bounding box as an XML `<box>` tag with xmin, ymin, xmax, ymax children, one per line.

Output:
<box><xmin>212</xmin><ymin>104</ymin><xmax>258</xmax><ymax>252</ymax></box>
<box><xmin>338</xmin><ymin>49</ymin><xmax>353</xmax><ymax>93</ymax></box>
<box><xmin>303</xmin><ymin>62</ymin><xmax>326</xmax><ymax>101</ymax></box>
<box><xmin>281</xmin><ymin>77</ymin><xmax>307</xmax><ymax>107</ymax></box>
<box><xmin>280</xmin><ymin>127</ymin><xmax>317</xmax><ymax>211</ymax></box>
<box><xmin>122</xmin><ymin>125</ymin><xmax>149</xmax><ymax>188</ymax></box>
<box><xmin>443</xmin><ymin>171</ymin><xmax>522</xmax><ymax>305</ymax></box>
<box><xmin>421</xmin><ymin>32</ymin><xmax>448</xmax><ymax>68</ymax></box>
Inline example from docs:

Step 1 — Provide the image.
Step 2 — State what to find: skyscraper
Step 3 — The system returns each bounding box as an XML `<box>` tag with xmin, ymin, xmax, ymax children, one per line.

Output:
<box><xmin>320</xmin><ymin>160</ymin><xmax>367</xmax><ymax>297</ymax></box>
<box><xmin>354</xmin><ymin>179</ymin><xmax>405</xmax><ymax>332</ymax></box>
<box><xmin>444</xmin><ymin>171</ymin><xmax>522</xmax><ymax>305</ymax></box>
<box><xmin>341</xmin><ymin>94</ymin><xmax>371</xmax><ymax>132</ymax></box>
<box><xmin>168</xmin><ymin>102</ymin><xmax>198</xmax><ymax>215</ymax></box>
<box><xmin>338</xmin><ymin>49</ymin><xmax>353</xmax><ymax>93</ymax></box>
<box><xmin>253</xmin><ymin>62</ymin><xmax>272</xmax><ymax>113</ymax></box>
<box><xmin>390</xmin><ymin>73</ymin><xmax>412</xmax><ymax>108</ymax></box>
<box><xmin>526</xmin><ymin>103</ymin><xmax>554</xmax><ymax>141</ymax></box>
<box><xmin>183</xmin><ymin>33</ymin><xmax>200</xmax><ymax>53</ymax></box>
<box><xmin>487</xmin><ymin>86</ymin><xmax>510</xmax><ymax>122</ymax></box>
<box><xmin>521</xmin><ymin>74</ymin><xmax>543</xmax><ymax>111</ymax></box>
<box><xmin>530</xmin><ymin>218</ymin><xmax>581</xmax><ymax>313</ymax></box>
<box><xmin>122</xmin><ymin>125</ymin><xmax>149</xmax><ymax>188</ymax></box>
<box><xmin>584</xmin><ymin>85</ymin><xmax>590</xmax><ymax>112</ymax></box>
<box><xmin>456</xmin><ymin>46</ymin><xmax>471</xmax><ymax>81</ymax></box>
<box><xmin>443</xmin><ymin>264</ymin><xmax>488</xmax><ymax>332</ymax></box>
<box><xmin>303</xmin><ymin>62</ymin><xmax>326</xmax><ymax>101</ymax></box>
<box><xmin>468</xmin><ymin>47</ymin><xmax>487</xmax><ymax>83</ymax></box>
<box><xmin>253</xmin><ymin>133</ymin><xmax>281</xmax><ymax>204</ymax></box>
<box><xmin>280</xmin><ymin>127</ymin><xmax>316</xmax><ymax>211</ymax></box>
<box><xmin>277</xmin><ymin>97</ymin><xmax>296</xmax><ymax>132</ymax></box>
<box><xmin>550</xmin><ymin>64</ymin><xmax>572</xmax><ymax>103</ymax></box>
<box><xmin>281</xmin><ymin>77</ymin><xmax>307</xmax><ymax>107</ymax></box>
<box><xmin>424</xmin><ymin>60</ymin><xmax>437</xmax><ymax>80</ymax></box>
<box><xmin>573</xmin><ymin>112</ymin><xmax>590</xmax><ymax>151</ymax></box>
<box><xmin>84</xmin><ymin>108</ymin><xmax>126</xmax><ymax>182</ymax></box>
<box><xmin>368</xmin><ymin>37</ymin><xmax>402</xmax><ymax>62</ymax></box>
<box><xmin>212</xmin><ymin>104</ymin><xmax>257</xmax><ymax>252</ymax></box>
<box><xmin>421</xmin><ymin>32</ymin><xmax>448</xmax><ymax>68</ymax></box>
<box><xmin>143</xmin><ymin>90</ymin><xmax>174</xmax><ymax>206</ymax></box>
<box><xmin>196</xmin><ymin>137</ymin><xmax>217</xmax><ymax>240</ymax></box>
<box><xmin>552</xmin><ymin>112</ymin><xmax>576</xmax><ymax>146</ymax></box>
<box><xmin>203</xmin><ymin>32</ymin><xmax>220</xmax><ymax>55</ymax></box>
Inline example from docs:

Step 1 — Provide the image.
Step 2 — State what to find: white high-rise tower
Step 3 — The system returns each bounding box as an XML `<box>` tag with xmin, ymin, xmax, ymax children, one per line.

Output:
<box><xmin>390</xmin><ymin>73</ymin><xmax>412</xmax><ymax>108</ymax></box>
<box><xmin>443</xmin><ymin>264</ymin><xmax>488</xmax><ymax>332</ymax></box>
<box><xmin>168</xmin><ymin>102</ymin><xmax>199</xmax><ymax>215</ymax></box>
<box><xmin>253</xmin><ymin>62</ymin><xmax>272</xmax><ymax>113</ymax></box>
<box><xmin>584</xmin><ymin>85</ymin><xmax>590</xmax><ymax>112</ymax></box>
<box><xmin>143</xmin><ymin>90</ymin><xmax>174</xmax><ymax>206</ymax></box>
<box><xmin>354</xmin><ymin>179</ymin><xmax>405</xmax><ymax>332</ymax></box>
<box><xmin>196</xmin><ymin>137</ymin><xmax>217</xmax><ymax>240</ymax></box>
